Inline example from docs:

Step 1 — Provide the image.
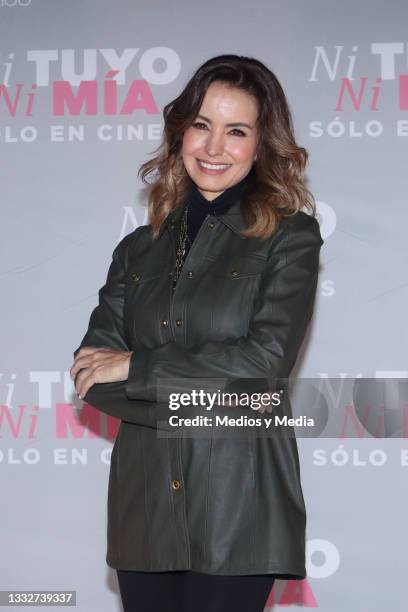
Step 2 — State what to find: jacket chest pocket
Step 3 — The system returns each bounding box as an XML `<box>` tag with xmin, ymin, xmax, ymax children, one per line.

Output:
<box><xmin>123</xmin><ymin>264</ymin><xmax>169</xmax><ymax>346</ymax></box>
<box><xmin>208</xmin><ymin>256</ymin><xmax>266</xmax><ymax>340</ymax></box>
<box><xmin>124</xmin><ymin>266</ymin><xmax>163</xmax><ymax>285</ymax></box>
<box><xmin>213</xmin><ymin>256</ymin><xmax>266</xmax><ymax>279</ymax></box>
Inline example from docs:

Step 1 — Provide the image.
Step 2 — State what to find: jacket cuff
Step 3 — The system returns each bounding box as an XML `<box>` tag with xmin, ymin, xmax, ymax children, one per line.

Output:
<box><xmin>125</xmin><ymin>348</ymin><xmax>157</xmax><ymax>402</ymax></box>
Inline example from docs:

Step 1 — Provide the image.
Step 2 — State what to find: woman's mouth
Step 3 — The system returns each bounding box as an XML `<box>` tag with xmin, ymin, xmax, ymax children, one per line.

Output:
<box><xmin>196</xmin><ymin>159</ymin><xmax>232</xmax><ymax>174</ymax></box>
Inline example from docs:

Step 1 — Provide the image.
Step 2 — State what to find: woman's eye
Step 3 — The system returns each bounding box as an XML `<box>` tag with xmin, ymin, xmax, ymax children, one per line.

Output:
<box><xmin>191</xmin><ymin>123</ymin><xmax>246</xmax><ymax>137</ymax></box>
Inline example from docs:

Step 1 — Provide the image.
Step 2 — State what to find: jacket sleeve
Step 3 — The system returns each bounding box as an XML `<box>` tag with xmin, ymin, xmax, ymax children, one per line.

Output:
<box><xmin>73</xmin><ymin>232</ymin><xmax>134</xmax><ymax>357</ymax></box>
<box><xmin>72</xmin><ymin>229</ymin><xmax>160</xmax><ymax>428</ymax></box>
<box><xmin>125</xmin><ymin>213</ymin><xmax>324</xmax><ymax>404</ymax></box>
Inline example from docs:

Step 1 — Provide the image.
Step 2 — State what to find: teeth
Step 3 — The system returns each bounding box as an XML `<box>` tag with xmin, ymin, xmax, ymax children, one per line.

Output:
<box><xmin>198</xmin><ymin>160</ymin><xmax>231</xmax><ymax>170</ymax></box>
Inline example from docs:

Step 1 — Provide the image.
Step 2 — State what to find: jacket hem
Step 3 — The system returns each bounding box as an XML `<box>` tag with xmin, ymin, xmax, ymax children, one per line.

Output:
<box><xmin>107</xmin><ymin>555</ymin><xmax>306</xmax><ymax>579</ymax></box>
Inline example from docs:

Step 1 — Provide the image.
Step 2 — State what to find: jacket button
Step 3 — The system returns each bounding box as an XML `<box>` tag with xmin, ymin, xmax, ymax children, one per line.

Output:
<box><xmin>160</xmin><ymin>319</ymin><xmax>169</xmax><ymax>327</ymax></box>
<box><xmin>231</xmin><ymin>270</ymin><xmax>238</xmax><ymax>277</ymax></box>
<box><xmin>171</xmin><ymin>479</ymin><xmax>181</xmax><ymax>490</ymax></box>
<box><xmin>208</xmin><ymin>221</ymin><xmax>215</xmax><ymax>229</ymax></box>
<box><xmin>131</xmin><ymin>272</ymin><xmax>141</xmax><ymax>281</ymax></box>
<box><xmin>187</xmin><ymin>270</ymin><xmax>194</xmax><ymax>278</ymax></box>
<box><xmin>175</xmin><ymin>319</ymin><xmax>183</xmax><ymax>327</ymax></box>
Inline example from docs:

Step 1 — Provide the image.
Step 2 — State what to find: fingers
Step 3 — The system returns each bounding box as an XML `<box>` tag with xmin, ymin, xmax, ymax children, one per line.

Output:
<box><xmin>70</xmin><ymin>348</ymin><xmax>108</xmax><ymax>398</ymax></box>
<box><xmin>75</xmin><ymin>359</ymin><xmax>116</xmax><ymax>399</ymax></box>
<box><xmin>71</xmin><ymin>348</ymin><xmax>131</xmax><ymax>399</ymax></box>
<box><xmin>70</xmin><ymin>346</ymin><xmax>109</xmax><ymax>381</ymax></box>
<box><xmin>75</xmin><ymin>366</ymin><xmax>98</xmax><ymax>400</ymax></box>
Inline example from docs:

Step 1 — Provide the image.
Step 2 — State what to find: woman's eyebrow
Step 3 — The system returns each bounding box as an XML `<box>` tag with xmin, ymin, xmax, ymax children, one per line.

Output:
<box><xmin>196</xmin><ymin>114</ymin><xmax>254</xmax><ymax>129</ymax></box>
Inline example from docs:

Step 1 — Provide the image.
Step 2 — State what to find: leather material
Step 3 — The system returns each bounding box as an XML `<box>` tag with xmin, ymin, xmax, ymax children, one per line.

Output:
<box><xmin>73</xmin><ymin>198</ymin><xmax>324</xmax><ymax>577</ymax></box>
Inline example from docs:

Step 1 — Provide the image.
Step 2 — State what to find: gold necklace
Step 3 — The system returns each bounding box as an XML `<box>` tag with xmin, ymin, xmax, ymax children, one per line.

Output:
<box><xmin>173</xmin><ymin>204</ymin><xmax>191</xmax><ymax>290</ymax></box>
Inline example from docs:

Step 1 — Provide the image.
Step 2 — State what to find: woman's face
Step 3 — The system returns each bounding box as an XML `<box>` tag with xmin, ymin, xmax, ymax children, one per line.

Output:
<box><xmin>182</xmin><ymin>81</ymin><xmax>259</xmax><ymax>201</ymax></box>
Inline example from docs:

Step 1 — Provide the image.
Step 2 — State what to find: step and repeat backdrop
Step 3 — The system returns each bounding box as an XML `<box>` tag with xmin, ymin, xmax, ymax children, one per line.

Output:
<box><xmin>1</xmin><ymin>1</ymin><xmax>407</xmax><ymax>610</ymax></box>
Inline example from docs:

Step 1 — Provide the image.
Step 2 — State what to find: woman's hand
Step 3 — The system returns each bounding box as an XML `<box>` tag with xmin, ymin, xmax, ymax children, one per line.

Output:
<box><xmin>70</xmin><ymin>347</ymin><xmax>133</xmax><ymax>399</ymax></box>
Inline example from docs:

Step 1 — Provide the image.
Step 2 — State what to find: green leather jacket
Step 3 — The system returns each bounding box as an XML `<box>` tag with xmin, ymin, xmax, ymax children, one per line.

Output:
<box><xmin>73</xmin><ymin>197</ymin><xmax>324</xmax><ymax>578</ymax></box>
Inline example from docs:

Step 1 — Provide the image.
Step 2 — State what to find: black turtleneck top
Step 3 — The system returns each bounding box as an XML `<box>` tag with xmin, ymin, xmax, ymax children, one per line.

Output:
<box><xmin>182</xmin><ymin>165</ymin><xmax>256</xmax><ymax>261</ymax></box>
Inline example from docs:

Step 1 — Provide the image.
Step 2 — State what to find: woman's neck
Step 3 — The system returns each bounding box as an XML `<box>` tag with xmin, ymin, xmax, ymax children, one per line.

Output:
<box><xmin>188</xmin><ymin>165</ymin><xmax>256</xmax><ymax>215</ymax></box>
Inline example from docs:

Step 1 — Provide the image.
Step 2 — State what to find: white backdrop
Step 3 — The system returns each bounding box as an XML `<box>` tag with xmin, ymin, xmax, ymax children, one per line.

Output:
<box><xmin>1</xmin><ymin>1</ymin><xmax>407</xmax><ymax>610</ymax></box>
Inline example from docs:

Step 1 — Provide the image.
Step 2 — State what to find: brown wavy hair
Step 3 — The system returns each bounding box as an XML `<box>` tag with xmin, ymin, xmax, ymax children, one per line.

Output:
<box><xmin>138</xmin><ymin>54</ymin><xmax>317</xmax><ymax>240</ymax></box>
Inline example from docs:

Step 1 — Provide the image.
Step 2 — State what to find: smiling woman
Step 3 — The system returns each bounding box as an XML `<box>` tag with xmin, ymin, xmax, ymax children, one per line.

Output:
<box><xmin>71</xmin><ymin>54</ymin><xmax>323</xmax><ymax>612</ymax></box>
<box><xmin>181</xmin><ymin>82</ymin><xmax>259</xmax><ymax>197</ymax></box>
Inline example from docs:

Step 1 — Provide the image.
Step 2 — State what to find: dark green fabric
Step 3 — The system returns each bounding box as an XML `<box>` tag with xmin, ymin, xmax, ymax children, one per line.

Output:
<box><xmin>73</xmin><ymin>197</ymin><xmax>323</xmax><ymax>578</ymax></box>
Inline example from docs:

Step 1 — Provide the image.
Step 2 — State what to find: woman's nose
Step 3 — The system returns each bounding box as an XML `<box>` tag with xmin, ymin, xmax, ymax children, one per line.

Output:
<box><xmin>204</xmin><ymin>132</ymin><xmax>224</xmax><ymax>156</ymax></box>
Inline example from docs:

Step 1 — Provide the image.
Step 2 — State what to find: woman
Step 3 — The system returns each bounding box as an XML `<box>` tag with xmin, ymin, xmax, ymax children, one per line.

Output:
<box><xmin>70</xmin><ymin>54</ymin><xmax>324</xmax><ymax>612</ymax></box>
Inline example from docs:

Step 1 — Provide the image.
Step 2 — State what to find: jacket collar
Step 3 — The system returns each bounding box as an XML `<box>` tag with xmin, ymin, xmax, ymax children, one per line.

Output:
<box><xmin>159</xmin><ymin>197</ymin><xmax>247</xmax><ymax>239</ymax></box>
<box><xmin>215</xmin><ymin>198</ymin><xmax>248</xmax><ymax>237</ymax></box>
<box><xmin>158</xmin><ymin>166</ymin><xmax>256</xmax><ymax>239</ymax></box>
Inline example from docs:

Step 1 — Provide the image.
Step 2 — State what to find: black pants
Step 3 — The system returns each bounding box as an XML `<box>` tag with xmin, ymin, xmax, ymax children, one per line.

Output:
<box><xmin>117</xmin><ymin>569</ymin><xmax>275</xmax><ymax>612</ymax></box>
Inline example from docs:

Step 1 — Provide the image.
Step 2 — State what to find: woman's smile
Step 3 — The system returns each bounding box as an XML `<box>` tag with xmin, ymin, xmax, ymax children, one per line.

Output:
<box><xmin>196</xmin><ymin>158</ymin><xmax>232</xmax><ymax>174</ymax></box>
